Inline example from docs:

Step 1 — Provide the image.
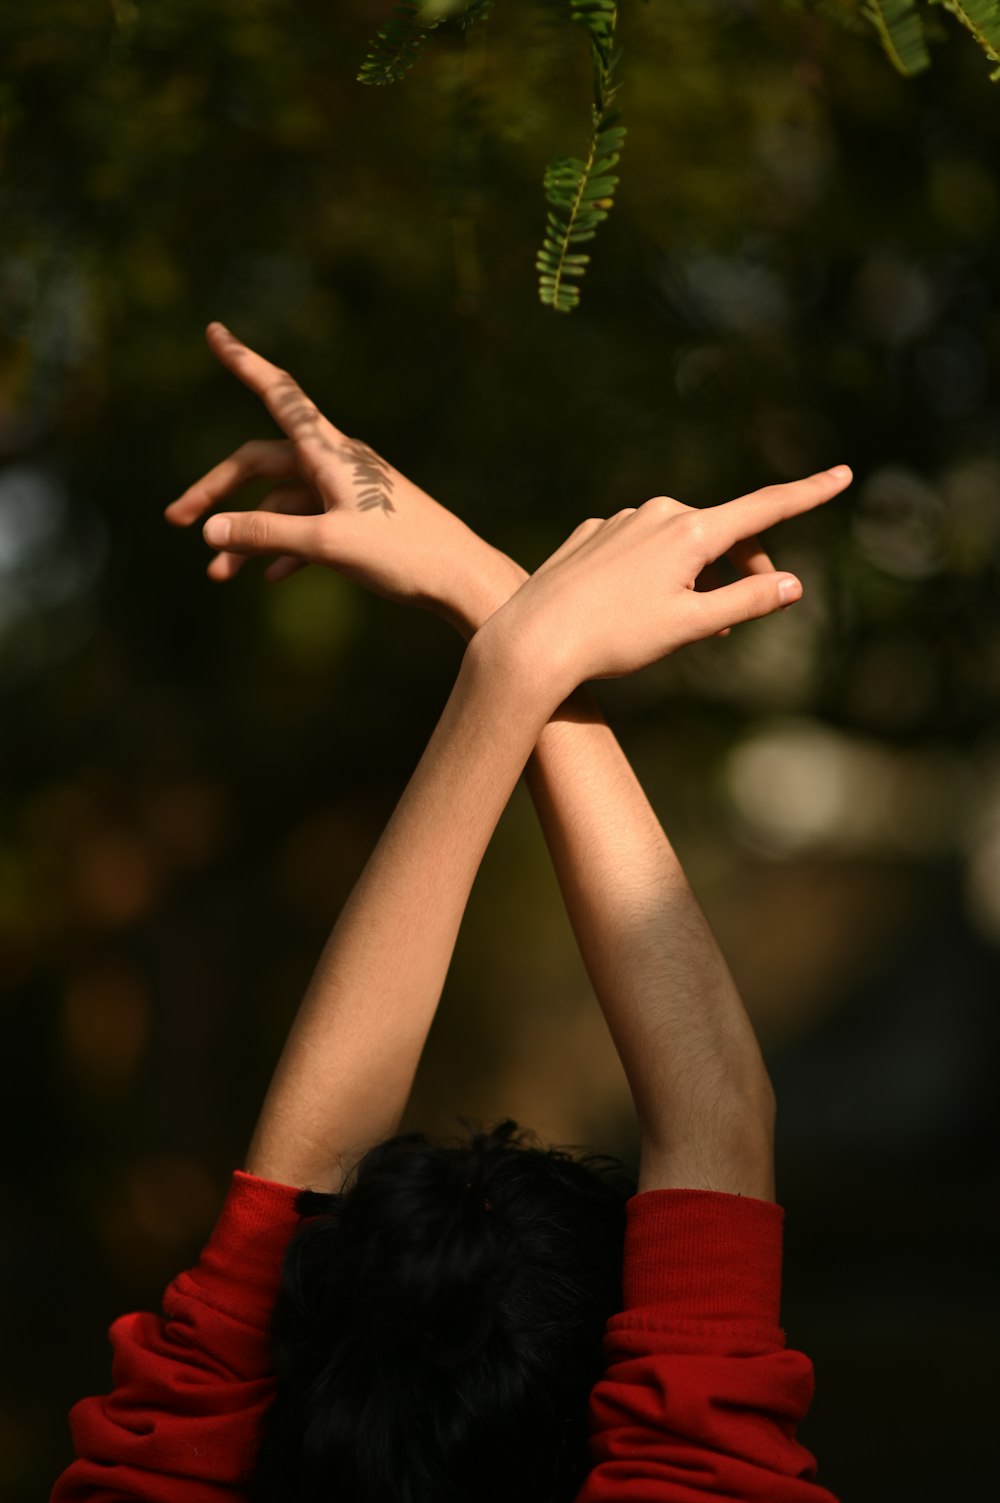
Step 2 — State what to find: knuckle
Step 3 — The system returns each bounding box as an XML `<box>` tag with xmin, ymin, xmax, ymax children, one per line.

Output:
<box><xmin>643</xmin><ymin>494</ymin><xmax>674</xmax><ymax>522</ymax></box>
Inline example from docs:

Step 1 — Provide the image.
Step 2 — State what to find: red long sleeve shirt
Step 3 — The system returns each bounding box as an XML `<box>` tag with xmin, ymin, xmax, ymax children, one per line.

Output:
<box><xmin>52</xmin><ymin>1173</ymin><xmax>838</xmax><ymax>1502</ymax></box>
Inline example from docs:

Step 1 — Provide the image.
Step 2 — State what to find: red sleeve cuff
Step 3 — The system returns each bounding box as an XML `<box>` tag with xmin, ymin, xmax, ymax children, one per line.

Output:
<box><xmin>178</xmin><ymin>1170</ymin><xmax>303</xmax><ymax>1327</ymax></box>
<box><xmin>621</xmin><ymin>1188</ymin><xmax>785</xmax><ymax>1326</ymax></box>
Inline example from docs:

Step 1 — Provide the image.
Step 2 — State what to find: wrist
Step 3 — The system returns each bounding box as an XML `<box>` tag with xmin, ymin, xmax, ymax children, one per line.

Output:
<box><xmin>449</xmin><ymin>549</ymin><xmax>528</xmax><ymax>642</ymax></box>
<box><xmin>462</xmin><ymin>596</ymin><xmax>567</xmax><ymax>719</ymax></box>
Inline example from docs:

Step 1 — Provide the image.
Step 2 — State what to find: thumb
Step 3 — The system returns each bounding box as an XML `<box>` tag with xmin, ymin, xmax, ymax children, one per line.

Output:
<box><xmin>203</xmin><ymin>509</ymin><xmax>319</xmax><ymax>559</ymax></box>
<box><xmin>694</xmin><ymin>572</ymin><xmax>802</xmax><ymax>635</ymax></box>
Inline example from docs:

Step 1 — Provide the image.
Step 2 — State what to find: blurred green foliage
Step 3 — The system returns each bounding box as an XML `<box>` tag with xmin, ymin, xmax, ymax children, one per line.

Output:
<box><xmin>2</xmin><ymin>3</ymin><xmax>1000</xmax><ymax>1500</ymax></box>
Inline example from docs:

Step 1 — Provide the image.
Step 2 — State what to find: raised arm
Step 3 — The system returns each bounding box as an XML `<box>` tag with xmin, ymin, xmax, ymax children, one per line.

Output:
<box><xmin>524</xmin><ymin>690</ymin><xmax>775</xmax><ymax>1194</ymax></box>
<box><xmin>242</xmin><ymin>633</ymin><xmax>552</xmax><ymax>1189</ymax></box>
<box><xmin>499</xmin><ymin>650</ymin><xmax>842</xmax><ymax>1500</ymax></box>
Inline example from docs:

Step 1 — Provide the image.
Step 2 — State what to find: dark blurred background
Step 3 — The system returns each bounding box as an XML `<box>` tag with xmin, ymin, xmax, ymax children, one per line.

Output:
<box><xmin>3</xmin><ymin>2</ymin><xmax>1000</xmax><ymax>1497</ymax></box>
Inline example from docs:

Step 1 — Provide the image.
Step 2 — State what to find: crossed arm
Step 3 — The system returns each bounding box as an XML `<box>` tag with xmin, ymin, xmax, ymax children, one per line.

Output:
<box><xmin>166</xmin><ymin>324</ymin><xmax>846</xmax><ymax>1199</ymax></box>
<box><xmin>241</xmin><ymin>611</ymin><xmax>773</xmax><ymax>1199</ymax></box>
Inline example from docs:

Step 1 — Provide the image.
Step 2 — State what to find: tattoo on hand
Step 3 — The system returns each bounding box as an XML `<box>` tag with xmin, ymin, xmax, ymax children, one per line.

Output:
<box><xmin>338</xmin><ymin>438</ymin><xmax>396</xmax><ymax>515</ymax></box>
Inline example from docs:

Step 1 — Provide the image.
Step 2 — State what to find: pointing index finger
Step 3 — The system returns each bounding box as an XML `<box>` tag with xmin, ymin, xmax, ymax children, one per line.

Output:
<box><xmin>705</xmin><ymin>466</ymin><xmax>852</xmax><ymax>556</ymax></box>
<box><xmin>205</xmin><ymin>323</ymin><xmax>340</xmax><ymax>450</ymax></box>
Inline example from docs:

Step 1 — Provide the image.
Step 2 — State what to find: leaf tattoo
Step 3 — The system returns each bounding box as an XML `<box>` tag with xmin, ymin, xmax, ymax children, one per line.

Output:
<box><xmin>338</xmin><ymin>438</ymin><xmax>397</xmax><ymax>515</ymax></box>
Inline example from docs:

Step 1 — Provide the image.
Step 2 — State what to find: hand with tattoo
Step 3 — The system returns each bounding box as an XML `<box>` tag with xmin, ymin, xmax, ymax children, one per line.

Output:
<box><xmin>165</xmin><ymin>323</ymin><xmax>524</xmax><ymax>637</ymax></box>
<box><xmin>167</xmin><ymin>323</ymin><xmax>838</xmax><ymax>650</ymax></box>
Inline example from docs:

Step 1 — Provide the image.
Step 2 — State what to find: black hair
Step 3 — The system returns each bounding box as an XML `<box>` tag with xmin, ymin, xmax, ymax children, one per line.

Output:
<box><xmin>248</xmin><ymin>1118</ymin><xmax>636</xmax><ymax>1503</ymax></box>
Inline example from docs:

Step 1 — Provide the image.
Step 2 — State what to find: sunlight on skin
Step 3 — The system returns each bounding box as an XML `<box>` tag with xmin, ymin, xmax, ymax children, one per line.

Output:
<box><xmin>163</xmin><ymin>325</ymin><xmax>851</xmax><ymax>650</ymax></box>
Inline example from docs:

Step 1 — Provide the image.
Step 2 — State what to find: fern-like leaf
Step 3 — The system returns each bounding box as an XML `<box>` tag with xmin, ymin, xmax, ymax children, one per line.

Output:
<box><xmin>358</xmin><ymin>3</ymin><xmax>443</xmax><ymax>86</ymax></box>
<box><xmin>358</xmin><ymin>2</ymin><xmax>492</xmax><ymax>86</ymax></box>
<box><xmin>538</xmin><ymin>4</ymin><xmax>624</xmax><ymax>312</ymax></box>
<box><xmin>862</xmin><ymin>0</ymin><xmax>931</xmax><ymax>75</ymax></box>
<box><xmin>570</xmin><ymin>0</ymin><xmax>618</xmax><ymax>62</ymax></box>
<box><xmin>935</xmin><ymin>0</ymin><xmax>1000</xmax><ymax>77</ymax></box>
<box><xmin>537</xmin><ymin>114</ymin><xmax>625</xmax><ymax>312</ymax></box>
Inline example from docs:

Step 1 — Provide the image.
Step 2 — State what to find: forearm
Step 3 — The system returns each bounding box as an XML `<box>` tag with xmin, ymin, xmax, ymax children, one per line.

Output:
<box><xmin>462</xmin><ymin>557</ymin><xmax>774</xmax><ymax>1198</ymax></box>
<box><xmin>245</xmin><ymin>632</ymin><xmax>553</xmax><ymax>1190</ymax></box>
<box><xmin>524</xmin><ymin>694</ymin><xmax>775</xmax><ymax>1198</ymax></box>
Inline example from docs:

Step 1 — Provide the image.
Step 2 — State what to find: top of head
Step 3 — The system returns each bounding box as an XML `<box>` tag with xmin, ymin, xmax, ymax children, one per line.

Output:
<box><xmin>250</xmin><ymin>1118</ymin><xmax>636</xmax><ymax>1503</ymax></box>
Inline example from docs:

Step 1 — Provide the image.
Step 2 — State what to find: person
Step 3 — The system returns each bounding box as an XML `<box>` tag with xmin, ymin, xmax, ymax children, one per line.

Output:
<box><xmin>52</xmin><ymin>323</ymin><xmax>849</xmax><ymax>1503</ymax></box>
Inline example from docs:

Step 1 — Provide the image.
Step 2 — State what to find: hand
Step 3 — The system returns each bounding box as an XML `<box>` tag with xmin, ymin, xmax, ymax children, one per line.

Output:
<box><xmin>164</xmin><ymin>323</ymin><xmax>522</xmax><ymax>635</ymax></box>
<box><xmin>480</xmin><ymin>469</ymin><xmax>852</xmax><ymax>698</ymax></box>
<box><xmin>166</xmin><ymin>326</ymin><xmax>844</xmax><ymax>663</ymax></box>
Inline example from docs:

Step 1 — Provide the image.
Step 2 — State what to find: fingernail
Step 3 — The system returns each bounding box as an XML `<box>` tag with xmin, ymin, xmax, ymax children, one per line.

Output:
<box><xmin>204</xmin><ymin>516</ymin><xmax>231</xmax><ymax>546</ymax></box>
<box><xmin>778</xmin><ymin>576</ymin><xmax>801</xmax><ymax>605</ymax></box>
<box><xmin>827</xmin><ymin>464</ymin><xmax>851</xmax><ymax>480</ymax></box>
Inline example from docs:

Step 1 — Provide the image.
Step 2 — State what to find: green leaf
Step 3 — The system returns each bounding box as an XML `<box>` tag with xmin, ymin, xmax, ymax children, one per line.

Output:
<box><xmin>357</xmin><ymin>1</ymin><xmax>488</xmax><ymax>87</ymax></box>
<box><xmin>358</xmin><ymin>3</ymin><xmax>443</xmax><ymax>86</ymax></box>
<box><xmin>936</xmin><ymin>0</ymin><xmax>1000</xmax><ymax>75</ymax></box>
<box><xmin>862</xmin><ymin>0</ymin><xmax>931</xmax><ymax>75</ymax></box>
<box><xmin>570</xmin><ymin>0</ymin><xmax>619</xmax><ymax>63</ymax></box>
<box><xmin>538</xmin><ymin>7</ymin><xmax>625</xmax><ymax>312</ymax></box>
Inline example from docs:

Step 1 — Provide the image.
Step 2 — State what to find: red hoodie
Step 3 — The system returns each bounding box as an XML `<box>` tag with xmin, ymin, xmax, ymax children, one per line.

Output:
<box><xmin>52</xmin><ymin>1172</ymin><xmax>838</xmax><ymax>1502</ymax></box>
